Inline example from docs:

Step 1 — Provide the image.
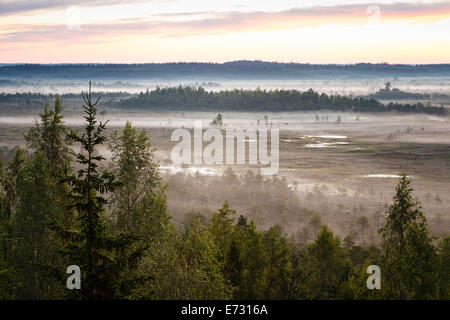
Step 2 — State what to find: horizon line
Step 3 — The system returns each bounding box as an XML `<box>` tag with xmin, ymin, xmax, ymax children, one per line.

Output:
<box><xmin>2</xmin><ymin>60</ymin><xmax>450</xmax><ymax>66</ymax></box>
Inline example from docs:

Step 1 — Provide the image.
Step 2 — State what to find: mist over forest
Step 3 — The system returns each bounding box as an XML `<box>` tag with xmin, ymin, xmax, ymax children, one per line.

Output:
<box><xmin>0</xmin><ymin>63</ymin><xmax>449</xmax><ymax>300</ymax></box>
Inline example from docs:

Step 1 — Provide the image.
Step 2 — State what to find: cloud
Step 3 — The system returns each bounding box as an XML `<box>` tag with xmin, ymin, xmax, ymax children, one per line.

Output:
<box><xmin>1</xmin><ymin>1</ymin><xmax>449</xmax><ymax>44</ymax></box>
<box><xmin>0</xmin><ymin>0</ymin><xmax>152</xmax><ymax>15</ymax></box>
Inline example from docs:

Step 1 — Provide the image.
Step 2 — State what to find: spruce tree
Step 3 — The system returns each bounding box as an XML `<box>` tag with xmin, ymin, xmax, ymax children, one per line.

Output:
<box><xmin>380</xmin><ymin>173</ymin><xmax>437</xmax><ymax>299</ymax></box>
<box><xmin>52</xmin><ymin>82</ymin><xmax>145</xmax><ymax>299</ymax></box>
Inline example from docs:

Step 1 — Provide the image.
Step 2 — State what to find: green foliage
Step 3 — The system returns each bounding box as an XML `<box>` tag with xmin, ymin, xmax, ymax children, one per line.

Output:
<box><xmin>0</xmin><ymin>234</ymin><xmax>21</xmax><ymax>299</ymax></box>
<box><xmin>402</xmin><ymin>222</ymin><xmax>437</xmax><ymax>299</ymax></box>
<box><xmin>108</xmin><ymin>121</ymin><xmax>176</xmax><ymax>299</ymax></box>
<box><xmin>0</xmin><ymin>149</ymin><xmax>26</xmax><ymax>235</ymax></box>
<box><xmin>119</xmin><ymin>86</ymin><xmax>446</xmax><ymax>115</ymax></box>
<box><xmin>302</xmin><ymin>226</ymin><xmax>351</xmax><ymax>299</ymax></box>
<box><xmin>210</xmin><ymin>201</ymin><xmax>236</xmax><ymax>263</ymax></box>
<box><xmin>338</xmin><ymin>261</ymin><xmax>382</xmax><ymax>300</ymax></box>
<box><xmin>380</xmin><ymin>174</ymin><xmax>438</xmax><ymax>299</ymax></box>
<box><xmin>436</xmin><ymin>237</ymin><xmax>450</xmax><ymax>299</ymax></box>
<box><xmin>262</xmin><ymin>225</ymin><xmax>292</xmax><ymax>299</ymax></box>
<box><xmin>133</xmin><ymin>215</ymin><xmax>234</xmax><ymax>299</ymax></box>
<box><xmin>52</xmin><ymin>82</ymin><xmax>145</xmax><ymax>299</ymax></box>
<box><xmin>13</xmin><ymin>152</ymin><xmax>65</xmax><ymax>299</ymax></box>
<box><xmin>109</xmin><ymin>121</ymin><xmax>169</xmax><ymax>239</ymax></box>
<box><xmin>24</xmin><ymin>96</ymin><xmax>71</xmax><ymax>171</ymax></box>
<box><xmin>236</xmin><ymin>220</ymin><xmax>268</xmax><ymax>299</ymax></box>
<box><xmin>177</xmin><ymin>217</ymin><xmax>234</xmax><ymax>299</ymax></box>
<box><xmin>0</xmin><ymin>97</ymin><xmax>72</xmax><ymax>299</ymax></box>
<box><xmin>215</xmin><ymin>213</ymin><xmax>294</xmax><ymax>299</ymax></box>
<box><xmin>380</xmin><ymin>174</ymin><xmax>425</xmax><ymax>254</ymax></box>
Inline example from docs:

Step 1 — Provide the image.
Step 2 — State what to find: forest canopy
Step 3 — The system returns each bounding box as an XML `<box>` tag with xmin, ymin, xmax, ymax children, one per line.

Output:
<box><xmin>2</xmin><ymin>87</ymin><xmax>446</xmax><ymax>115</ymax></box>
<box><xmin>117</xmin><ymin>86</ymin><xmax>446</xmax><ymax>114</ymax></box>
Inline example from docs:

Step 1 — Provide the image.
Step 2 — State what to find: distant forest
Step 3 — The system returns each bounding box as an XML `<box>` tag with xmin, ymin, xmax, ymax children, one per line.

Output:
<box><xmin>0</xmin><ymin>91</ymin><xmax>130</xmax><ymax>103</ymax></box>
<box><xmin>367</xmin><ymin>82</ymin><xmax>449</xmax><ymax>100</ymax></box>
<box><xmin>1</xmin><ymin>61</ymin><xmax>450</xmax><ymax>80</ymax></box>
<box><xmin>0</xmin><ymin>87</ymin><xmax>446</xmax><ymax>115</ymax></box>
<box><xmin>0</xmin><ymin>92</ymin><xmax>130</xmax><ymax>110</ymax></box>
<box><xmin>117</xmin><ymin>87</ymin><xmax>446</xmax><ymax>114</ymax></box>
<box><xmin>369</xmin><ymin>87</ymin><xmax>432</xmax><ymax>100</ymax></box>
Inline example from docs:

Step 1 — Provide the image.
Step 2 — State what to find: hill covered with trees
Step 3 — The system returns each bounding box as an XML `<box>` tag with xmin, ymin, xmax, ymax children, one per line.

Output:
<box><xmin>1</xmin><ymin>61</ymin><xmax>450</xmax><ymax>80</ymax></box>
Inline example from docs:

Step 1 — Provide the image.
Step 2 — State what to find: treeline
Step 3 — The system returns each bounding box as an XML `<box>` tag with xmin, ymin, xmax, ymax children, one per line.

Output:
<box><xmin>0</xmin><ymin>79</ymin><xmax>145</xmax><ymax>89</ymax></box>
<box><xmin>1</xmin><ymin>87</ymin><xmax>446</xmax><ymax>115</ymax></box>
<box><xmin>2</xmin><ymin>61</ymin><xmax>450</xmax><ymax>79</ymax></box>
<box><xmin>0</xmin><ymin>92</ymin><xmax>130</xmax><ymax>102</ymax></box>
<box><xmin>118</xmin><ymin>86</ymin><xmax>447</xmax><ymax>114</ymax></box>
<box><xmin>0</xmin><ymin>86</ymin><xmax>448</xmax><ymax>300</ymax></box>
<box><xmin>367</xmin><ymin>82</ymin><xmax>449</xmax><ymax>101</ymax></box>
<box><xmin>369</xmin><ymin>87</ymin><xmax>432</xmax><ymax>100</ymax></box>
<box><xmin>0</xmin><ymin>92</ymin><xmax>130</xmax><ymax>110</ymax></box>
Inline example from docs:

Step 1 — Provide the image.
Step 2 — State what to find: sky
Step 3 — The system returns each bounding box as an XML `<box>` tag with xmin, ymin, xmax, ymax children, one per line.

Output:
<box><xmin>0</xmin><ymin>0</ymin><xmax>449</xmax><ymax>64</ymax></box>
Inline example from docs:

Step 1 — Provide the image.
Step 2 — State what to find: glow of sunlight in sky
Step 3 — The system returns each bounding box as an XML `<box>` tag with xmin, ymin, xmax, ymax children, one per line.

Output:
<box><xmin>0</xmin><ymin>0</ymin><xmax>449</xmax><ymax>63</ymax></box>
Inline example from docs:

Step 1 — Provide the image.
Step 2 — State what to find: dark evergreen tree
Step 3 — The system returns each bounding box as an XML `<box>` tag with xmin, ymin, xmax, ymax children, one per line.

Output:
<box><xmin>51</xmin><ymin>82</ymin><xmax>145</xmax><ymax>299</ymax></box>
<box><xmin>380</xmin><ymin>174</ymin><xmax>437</xmax><ymax>299</ymax></box>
